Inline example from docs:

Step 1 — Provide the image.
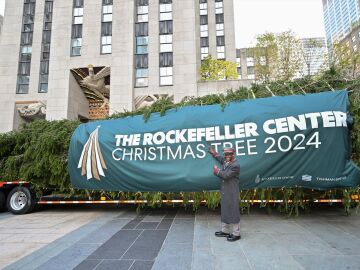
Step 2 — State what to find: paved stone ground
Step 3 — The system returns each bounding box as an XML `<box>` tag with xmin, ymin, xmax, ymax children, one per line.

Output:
<box><xmin>1</xmin><ymin>205</ymin><xmax>360</xmax><ymax>270</ymax></box>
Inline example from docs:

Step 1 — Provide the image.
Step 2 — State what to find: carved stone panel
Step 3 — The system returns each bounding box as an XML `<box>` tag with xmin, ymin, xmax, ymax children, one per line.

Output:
<box><xmin>134</xmin><ymin>94</ymin><xmax>174</xmax><ymax>110</ymax></box>
<box><xmin>16</xmin><ymin>101</ymin><xmax>46</xmax><ymax>119</ymax></box>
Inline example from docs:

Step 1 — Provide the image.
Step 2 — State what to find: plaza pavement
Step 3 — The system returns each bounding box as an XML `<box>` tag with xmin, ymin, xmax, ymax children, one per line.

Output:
<box><xmin>0</xmin><ymin>205</ymin><xmax>360</xmax><ymax>270</ymax></box>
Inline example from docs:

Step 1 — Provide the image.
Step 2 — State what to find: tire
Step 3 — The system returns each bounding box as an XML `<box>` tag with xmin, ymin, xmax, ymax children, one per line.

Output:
<box><xmin>0</xmin><ymin>190</ymin><xmax>6</xmax><ymax>212</ymax></box>
<box><xmin>6</xmin><ymin>186</ymin><xmax>37</xmax><ymax>215</ymax></box>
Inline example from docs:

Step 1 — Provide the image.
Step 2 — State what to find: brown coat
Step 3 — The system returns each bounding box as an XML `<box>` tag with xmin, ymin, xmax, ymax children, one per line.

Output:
<box><xmin>214</xmin><ymin>155</ymin><xmax>240</xmax><ymax>224</ymax></box>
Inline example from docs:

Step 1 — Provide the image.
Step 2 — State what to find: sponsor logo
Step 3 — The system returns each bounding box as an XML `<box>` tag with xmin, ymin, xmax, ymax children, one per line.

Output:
<box><xmin>255</xmin><ymin>175</ymin><xmax>294</xmax><ymax>183</ymax></box>
<box><xmin>316</xmin><ymin>176</ymin><xmax>346</xmax><ymax>182</ymax></box>
<box><xmin>78</xmin><ymin>126</ymin><xmax>107</xmax><ymax>180</ymax></box>
<box><xmin>302</xmin><ymin>175</ymin><xmax>312</xmax><ymax>182</ymax></box>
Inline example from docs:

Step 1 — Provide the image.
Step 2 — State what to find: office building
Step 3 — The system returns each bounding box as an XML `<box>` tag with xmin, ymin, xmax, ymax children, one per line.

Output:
<box><xmin>0</xmin><ymin>0</ymin><xmax>251</xmax><ymax>133</ymax></box>
<box><xmin>300</xmin><ymin>38</ymin><xmax>327</xmax><ymax>76</ymax></box>
<box><xmin>322</xmin><ymin>0</ymin><xmax>360</xmax><ymax>47</ymax></box>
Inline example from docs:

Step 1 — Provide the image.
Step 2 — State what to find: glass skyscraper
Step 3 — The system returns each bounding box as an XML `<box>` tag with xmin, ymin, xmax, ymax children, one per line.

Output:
<box><xmin>323</xmin><ymin>0</ymin><xmax>360</xmax><ymax>46</ymax></box>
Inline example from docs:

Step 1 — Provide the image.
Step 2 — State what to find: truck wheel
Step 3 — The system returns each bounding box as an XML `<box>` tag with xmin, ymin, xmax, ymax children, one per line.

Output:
<box><xmin>6</xmin><ymin>186</ymin><xmax>36</xmax><ymax>215</ymax></box>
<box><xmin>0</xmin><ymin>190</ymin><xmax>6</xmax><ymax>212</ymax></box>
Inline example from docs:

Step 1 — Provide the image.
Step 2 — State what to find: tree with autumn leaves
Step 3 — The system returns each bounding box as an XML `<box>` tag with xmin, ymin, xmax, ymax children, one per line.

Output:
<box><xmin>199</xmin><ymin>56</ymin><xmax>238</xmax><ymax>81</ymax></box>
<box><xmin>250</xmin><ymin>30</ymin><xmax>304</xmax><ymax>82</ymax></box>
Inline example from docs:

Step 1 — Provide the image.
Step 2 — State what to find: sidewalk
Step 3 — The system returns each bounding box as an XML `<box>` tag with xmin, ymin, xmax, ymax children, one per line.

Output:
<box><xmin>1</xmin><ymin>205</ymin><xmax>360</xmax><ymax>270</ymax></box>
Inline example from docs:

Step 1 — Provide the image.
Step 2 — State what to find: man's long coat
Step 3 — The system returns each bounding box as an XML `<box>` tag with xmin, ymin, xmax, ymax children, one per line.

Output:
<box><xmin>214</xmin><ymin>155</ymin><xmax>240</xmax><ymax>224</ymax></box>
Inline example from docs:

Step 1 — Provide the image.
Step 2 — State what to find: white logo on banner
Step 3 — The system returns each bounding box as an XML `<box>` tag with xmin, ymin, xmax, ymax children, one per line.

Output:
<box><xmin>302</xmin><ymin>175</ymin><xmax>312</xmax><ymax>182</ymax></box>
<box><xmin>78</xmin><ymin>126</ymin><xmax>107</xmax><ymax>180</ymax></box>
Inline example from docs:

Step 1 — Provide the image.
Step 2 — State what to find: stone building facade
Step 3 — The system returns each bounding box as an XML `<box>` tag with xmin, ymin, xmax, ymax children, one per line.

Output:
<box><xmin>0</xmin><ymin>0</ymin><xmax>252</xmax><ymax>133</ymax></box>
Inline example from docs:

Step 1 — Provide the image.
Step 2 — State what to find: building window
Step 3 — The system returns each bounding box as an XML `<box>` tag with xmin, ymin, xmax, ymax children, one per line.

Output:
<box><xmin>21</xmin><ymin>32</ymin><xmax>33</xmax><ymax>45</ymax></box>
<box><xmin>101</xmin><ymin>22</ymin><xmax>112</xmax><ymax>52</ymax></box>
<box><xmin>71</xmin><ymin>27</ymin><xmax>82</xmax><ymax>56</ymax></box>
<box><xmin>135</xmin><ymin>22</ymin><xmax>149</xmax><ymax>36</ymax></box>
<box><xmin>135</xmin><ymin>68</ymin><xmax>149</xmax><ymax>88</ymax></box>
<box><xmin>160</xmin><ymin>2</ymin><xmax>172</xmax><ymax>21</ymax></box>
<box><xmin>201</xmin><ymin>47</ymin><xmax>209</xmax><ymax>60</ymax></box>
<box><xmin>200</xmin><ymin>24</ymin><xmax>208</xmax><ymax>37</ymax></box>
<box><xmin>216</xmin><ymin>23</ymin><xmax>224</xmax><ymax>36</ymax></box>
<box><xmin>102</xmin><ymin>4</ymin><xmax>112</xmax><ymax>22</ymax></box>
<box><xmin>136</xmin><ymin>54</ymin><xmax>148</xmax><ymax>68</ymax></box>
<box><xmin>215</xmin><ymin>1</ymin><xmax>223</xmax><ymax>14</ymax></box>
<box><xmin>217</xmin><ymin>46</ymin><xmax>225</xmax><ymax>59</ymax></box>
<box><xmin>200</xmin><ymin>37</ymin><xmax>209</xmax><ymax>47</ymax></box>
<box><xmin>137</xmin><ymin>5</ymin><xmax>148</xmax><ymax>22</ymax></box>
<box><xmin>159</xmin><ymin>20</ymin><xmax>173</xmax><ymax>35</ymax></box>
<box><xmin>71</xmin><ymin>0</ymin><xmax>83</xmax><ymax>56</ymax></box>
<box><xmin>73</xmin><ymin>7</ymin><xmax>83</xmax><ymax>24</ymax></box>
<box><xmin>200</xmin><ymin>15</ymin><xmax>208</xmax><ymax>25</ymax></box>
<box><xmin>247</xmin><ymin>57</ymin><xmax>255</xmax><ymax>67</ymax></box>
<box><xmin>160</xmin><ymin>34</ymin><xmax>173</xmax><ymax>52</ymax></box>
<box><xmin>135</xmin><ymin>0</ymin><xmax>149</xmax><ymax>87</ymax></box>
<box><xmin>39</xmin><ymin>0</ymin><xmax>53</xmax><ymax>93</ymax></box>
<box><xmin>215</xmin><ymin>14</ymin><xmax>224</xmax><ymax>24</ymax></box>
<box><xmin>216</xmin><ymin>36</ymin><xmax>225</xmax><ymax>46</ymax></box>
<box><xmin>17</xmin><ymin>0</ymin><xmax>36</xmax><ymax>94</ymax></box>
<box><xmin>200</xmin><ymin>2</ymin><xmax>207</xmax><ymax>15</ymax></box>
<box><xmin>136</xmin><ymin>36</ymin><xmax>148</xmax><ymax>54</ymax></box>
<box><xmin>236</xmin><ymin>57</ymin><xmax>241</xmax><ymax>67</ymax></box>
<box><xmin>160</xmin><ymin>67</ymin><xmax>173</xmax><ymax>86</ymax></box>
<box><xmin>101</xmin><ymin>36</ymin><xmax>112</xmax><ymax>54</ymax></box>
<box><xmin>159</xmin><ymin>52</ymin><xmax>173</xmax><ymax>66</ymax></box>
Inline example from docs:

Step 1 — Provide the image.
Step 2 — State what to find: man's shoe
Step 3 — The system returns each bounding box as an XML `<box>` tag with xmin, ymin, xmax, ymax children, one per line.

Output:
<box><xmin>227</xmin><ymin>234</ymin><xmax>241</xmax><ymax>242</ymax></box>
<box><xmin>215</xmin><ymin>231</ymin><xmax>230</xmax><ymax>237</ymax></box>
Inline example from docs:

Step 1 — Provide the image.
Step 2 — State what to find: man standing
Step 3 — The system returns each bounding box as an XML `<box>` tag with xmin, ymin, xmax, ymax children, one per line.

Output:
<box><xmin>209</xmin><ymin>146</ymin><xmax>241</xmax><ymax>242</ymax></box>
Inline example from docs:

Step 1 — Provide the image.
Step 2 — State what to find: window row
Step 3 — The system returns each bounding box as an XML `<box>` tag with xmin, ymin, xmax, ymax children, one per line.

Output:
<box><xmin>17</xmin><ymin>0</ymin><xmax>36</xmax><ymax>94</ymax></box>
<box><xmin>135</xmin><ymin>67</ymin><xmax>173</xmax><ymax>87</ymax></box>
<box><xmin>39</xmin><ymin>0</ymin><xmax>53</xmax><ymax>93</ymax></box>
<box><xmin>135</xmin><ymin>0</ymin><xmax>173</xmax><ymax>88</ymax></box>
<box><xmin>135</xmin><ymin>52</ymin><xmax>173</xmax><ymax>68</ymax></box>
<box><xmin>159</xmin><ymin>1</ymin><xmax>173</xmax><ymax>86</ymax></box>
<box><xmin>71</xmin><ymin>0</ymin><xmax>84</xmax><ymax>56</ymax></box>
<box><xmin>135</xmin><ymin>0</ymin><xmax>149</xmax><ymax>87</ymax></box>
<box><xmin>101</xmin><ymin>0</ymin><xmax>112</xmax><ymax>54</ymax></box>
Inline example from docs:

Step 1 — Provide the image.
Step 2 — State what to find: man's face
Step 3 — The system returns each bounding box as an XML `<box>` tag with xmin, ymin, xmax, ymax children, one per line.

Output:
<box><xmin>224</xmin><ymin>153</ymin><xmax>234</xmax><ymax>162</ymax></box>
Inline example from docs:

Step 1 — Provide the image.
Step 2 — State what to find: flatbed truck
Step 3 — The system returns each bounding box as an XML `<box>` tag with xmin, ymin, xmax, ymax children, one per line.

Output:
<box><xmin>1</xmin><ymin>181</ymin><xmax>353</xmax><ymax>215</ymax></box>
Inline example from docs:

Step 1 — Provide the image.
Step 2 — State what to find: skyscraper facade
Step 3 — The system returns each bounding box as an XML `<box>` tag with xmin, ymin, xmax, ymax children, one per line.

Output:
<box><xmin>300</xmin><ymin>38</ymin><xmax>327</xmax><ymax>76</ymax></box>
<box><xmin>322</xmin><ymin>0</ymin><xmax>360</xmax><ymax>46</ymax></box>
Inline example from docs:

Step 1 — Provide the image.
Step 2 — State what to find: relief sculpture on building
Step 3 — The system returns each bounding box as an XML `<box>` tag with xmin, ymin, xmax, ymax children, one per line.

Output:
<box><xmin>134</xmin><ymin>94</ymin><xmax>174</xmax><ymax>110</ymax></box>
<box><xmin>72</xmin><ymin>65</ymin><xmax>111</xmax><ymax>108</ymax></box>
<box><xmin>16</xmin><ymin>101</ymin><xmax>46</xmax><ymax>119</ymax></box>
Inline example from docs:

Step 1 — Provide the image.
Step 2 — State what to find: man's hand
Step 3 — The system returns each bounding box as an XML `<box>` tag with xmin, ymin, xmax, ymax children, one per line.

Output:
<box><xmin>213</xmin><ymin>165</ymin><xmax>220</xmax><ymax>175</ymax></box>
<box><xmin>208</xmin><ymin>146</ymin><xmax>218</xmax><ymax>157</ymax></box>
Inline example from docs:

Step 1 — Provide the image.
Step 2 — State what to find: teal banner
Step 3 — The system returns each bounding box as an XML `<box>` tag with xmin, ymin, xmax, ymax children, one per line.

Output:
<box><xmin>68</xmin><ymin>90</ymin><xmax>360</xmax><ymax>191</ymax></box>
